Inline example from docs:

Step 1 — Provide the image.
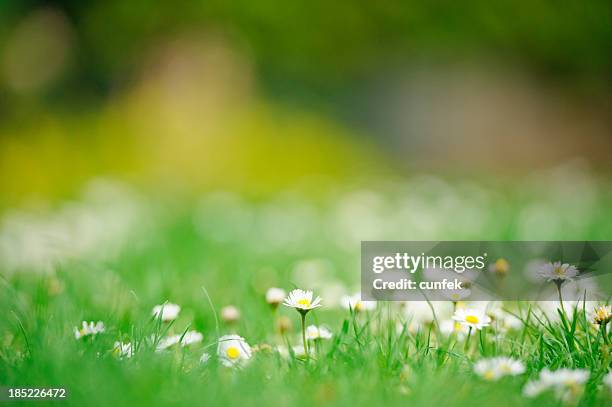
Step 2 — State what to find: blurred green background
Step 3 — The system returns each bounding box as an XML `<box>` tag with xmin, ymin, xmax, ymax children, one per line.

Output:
<box><xmin>1</xmin><ymin>3</ymin><xmax>612</xmax><ymax>406</ymax></box>
<box><xmin>0</xmin><ymin>0</ymin><xmax>611</xmax><ymax>208</ymax></box>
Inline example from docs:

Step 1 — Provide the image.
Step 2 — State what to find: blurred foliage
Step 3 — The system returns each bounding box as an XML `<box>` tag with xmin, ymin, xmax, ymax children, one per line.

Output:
<box><xmin>1</xmin><ymin>0</ymin><xmax>611</xmax><ymax>110</ymax></box>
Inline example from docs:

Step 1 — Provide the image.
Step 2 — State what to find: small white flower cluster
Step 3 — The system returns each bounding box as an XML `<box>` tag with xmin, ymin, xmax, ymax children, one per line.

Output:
<box><xmin>523</xmin><ymin>368</ymin><xmax>590</xmax><ymax>402</ymax></box>
<box><xmin>474</xmin><ymin>357</ymin><xmax>525</xmax><ymax>381</ymax></box>
<box><xmin>74</xmin><ymin>321</ymin><xmax>105</xmax><ymax>339</ymax></box>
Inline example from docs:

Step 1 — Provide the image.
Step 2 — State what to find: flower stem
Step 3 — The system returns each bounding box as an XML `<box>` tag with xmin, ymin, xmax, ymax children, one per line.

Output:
<box><xmin>301</xmin><ymin>312</ymin><xmax>308</xmax><ymax>358</ymax></box>
<box><xmin>601</xmin><ymin>323</ymin><xmax>610</xmax><ymax>346</ymax></box>
<box><xmin>556</xmin><ymin>281</ymin><xmax>565</xmax><ymax>313</ymax></box>
<box><xmin>465</xmin><ymin>327</ymin><xmax>473</xmax><ymax>352</ymax></box>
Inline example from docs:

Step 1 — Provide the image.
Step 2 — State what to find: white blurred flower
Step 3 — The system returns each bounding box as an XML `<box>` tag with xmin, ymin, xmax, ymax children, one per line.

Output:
<box><xmin>603</xmin><ymin>371</ymin><xmax>612</xmax><ymax>392</ymax></box>
<box><xmin>180</xmin><ymin>330</ymin><xmax>203</xmax><ymax>346</ymax></box>
<box><xmin>474</xmin><ymin>357</ymin><xmax>525</xmax><ymax>381</ymax></box>
<box><xmin>439</xmin><ymin>319</ymin><xmax>469</xmax><ymax>339</ymax></box>
<box><xmin>488</xmin><ymin>308</ymin><xmax>523</xmax><ymax>332</ymax></box>
<box><xmin>591</xmin><ymin>305</ymin><xmax>611</xmax><ymax>325</ymax></box>
<box><xmin>452</xmin><ymin>308</ymin><xmax>491</xmax><ymax>330</ymax></box>
<box><xmin>276</xmin><ymin>345</ymin><xmax>313</xmax><ymax>359</ymax></box>
<box><xmin>340</xmin><ymin>293</ymin><xmax>376</xmax><ymax>312</ymax></box>
<box><xmin>221</xmin><ymin>305</ymin><xmax>240</xmax><ymax>323</ymax></box>
<box><xmin>200</xmin><ymin>352</ymin><xmax>211</xmax><ymax>364</ymax></box>
<box><xmin>488</xmin><ymin>258</ymin><xmax>510</xmax><ymax>277</ymax></box>
<box><xmin>538</xmin><ymin>262</ymin><xmax>578</xmax><ymax>282</ymax></box>
<box><xmin>113</xmin><ymin>341</ymin><xmax>133</xmax><ymax>359</ymax></box>
<box><xmin>305</xmin><ymin>325</ymin><xmax>333</xmax><ymax>341</ymax></box>
<box><xmin>217</xmin><ymin>335</ymin><xmax>252</xmax><ymax>367</ymax></box>
<box><xmin>523</xmin><ymin>368</ymin><xmax>590</xmax><ymax>402</ymax></box>
<box><xmin>152</xmin><ymin>303</ymin><xmax>181</xmax><ymax>322</ymax></box>
<box><xmin>265</xmin><ymin>287</ymin><xmax>286</xmax><ymax>306</ymax></box>
<box><xmin>283</xmin><ymin>289</ymin><xmax>322</xmax><ymax>313</ymax></box>
<box><xmin>74</xmin><ymin>321</ymin><xmax>105</xmax><ymax>339</ymax></box>
<box><xmin>156</xmin><ymin>335</ymin><xmax>180</xmax><ymax>351</ymax></box>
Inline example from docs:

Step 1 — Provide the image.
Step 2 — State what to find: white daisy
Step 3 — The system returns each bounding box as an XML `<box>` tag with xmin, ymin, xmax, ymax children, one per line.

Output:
<box><xmin>113</xmin><ymin>341</ymin><xmax>134</xmax><ymax>359</ymax></box>
<box><xmin>474</xmin><ymin>357</ymin><xmax>525</xmax><ymax>381</ymax></box>
<box><xmin>266</xmin><ymin>287</ymin><xmax>286</xmax><ymax>306</ymax></box>
<box><xmin>220</xmin><ymin>305</ymin><xmax>240</xmax><ymax>323</ymax></box>
<box><xmin>217</xmin><ymin>334</ymin><xmax>252</xmax><ymax>367</ymax></box>
<box><xmin>305</xmin><ymin>325</ymin><xmax>333</xmax><ymax>341</ymax></box>
<box><xmin>452</xmin><ymin>308</ymin><xmax>491</xmax><ymax>330</ymax></box>
<box><xmin>74</xmin><ymin>321</ymin><xmax>105</xmax><ymax>339</ymax></box>
<box><xmin>538</xmin><ymin>261</ymin><xmax>579</xmax><ymax>282</ymax></box>
<box><xmin>340</xmin><ymin>293</ymin><xmax>376</xmax><ymax>312</ymax></box>
<box><xmin>152</xmin><ymin>303</ymin><xmax>181</xmax><ymax>322</ymax></box>
<box><xmin>283</xmin><ymin>289</ymin><xmax>322</xmax><ymax>313</ymax></box>
<box><xmin>591</xmin><ymin>305</ymin><xmax>611</xmax><ymax>325</ymax></box>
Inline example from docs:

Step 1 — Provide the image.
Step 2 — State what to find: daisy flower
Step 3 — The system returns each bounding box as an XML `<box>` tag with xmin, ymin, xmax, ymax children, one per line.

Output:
<box><xmin>113</xmin><ymin>341</ymin><xmax>134</xmax><ymax>359</ymax></box>
<box><xmin>217</xmin><ymin>334</ymin><xmax>252</xmax><ymax>367</ymax></box>
<box><xmin>283</xmin><ymin>289</ymin><xmax>322</xmax><ymax>358</ymax></box>
<box><xmin>474</xmin><ymin>357</ymin><xmax>525</xmax><ymax>381</ymax></box>
<box><xmin>266</xmin><ymin>287</ymin><xmax>286</xmax><ymax>307</ymax></box>
<box><xmin>74</xmin><ymin>321</ymin><xmax>105</xmax><ymax>339</ymax></box>
<box><xmin>340</xmin><ymin>293</ymin><xmax>376</xmax><ymax>313</ymax></box>
<box><xmin>305</xmin><ymin>325</ymin><xmax>333</xmax><ymax>341</ymax></box>
<box><xmin>488</xmin><ymin>258</ymin><xmax>510</xmax><ymax>277</ymax></box>
<box><xmin>283</xmin><ymin>289</ymin><xmax>322</xmax><ymax>313</ymax></box>
<box><xmin>538</xmin><ymin>262</ymin><xmax>579</xmax><ymax>282</ymax></box>
<box><xmin>220</xmin><ymin>305</ymin><xmax>240</xmax><ymax>323</ymax></box>
<box><xmin>152</xmin><ymin>303</ymin><xmax>181</xmax><ymax>322</ymax></box>
<box><xmin>452</xmin><ymin>308</ymin><xmax>491</xmax><ymax>331</ymax></box>
<box><xmin>591</xmin><ymin>305</ymin><xmax>611</xmax><ymax>325</ymax></box>
<box><xmin>524</xmin><ymin>368</ymin><xmax>590</xmax><ymax>402</ymax></box>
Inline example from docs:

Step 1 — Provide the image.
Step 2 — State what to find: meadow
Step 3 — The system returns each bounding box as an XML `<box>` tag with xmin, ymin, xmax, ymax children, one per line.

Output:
<box><xmin>1</xmin><ymin>172</ymin><xmax>611</xmax><ymax>406</ymax></box>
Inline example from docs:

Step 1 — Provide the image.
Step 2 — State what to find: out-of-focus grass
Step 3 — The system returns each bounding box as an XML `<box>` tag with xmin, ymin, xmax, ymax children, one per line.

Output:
<box><xmin>1</xmin><ymin>176</ymin><xmax>611</xmax><ymax>406</ymax></box>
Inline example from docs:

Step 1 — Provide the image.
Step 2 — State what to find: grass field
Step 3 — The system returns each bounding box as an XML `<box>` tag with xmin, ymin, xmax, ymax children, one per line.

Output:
<box><xmin>1</xmin><ymin>176</ymin><xmax>611</xmax><ymax>406</ymax></box>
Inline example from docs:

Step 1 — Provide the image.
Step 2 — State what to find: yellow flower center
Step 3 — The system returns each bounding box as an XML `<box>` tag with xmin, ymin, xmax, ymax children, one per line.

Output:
<box><xmin>354</xmin><ymin>301</ymin><xmax>363</xmax><ymax>312</ymax></box>
<box><xmin>465</xmin><ymin>315</ymin><xmax>479</xmax><ymax>324</ymax></box>
<box><xmin>226</xmin><ymin>346</ymin><xmax>240</xmax><ymax>359</ymax></box>
<box><xmin>297</xmin><ymin>298</ymin><xmax>311</xmax><ymax>307</ymax></box>
<box><xmin>554</xmin><ymin>267</ymin><xmax>565</xmax><ymax>276</ymax></box>
<box><xmin>484</xmin><ymin>370</ymin><xmax>495</xmax><ymax>380</ymax></box>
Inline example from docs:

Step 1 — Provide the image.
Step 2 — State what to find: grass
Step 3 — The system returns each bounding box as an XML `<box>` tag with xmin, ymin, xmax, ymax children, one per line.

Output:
<box><xmin>1</xmin><ymin>178</ymin><xmax>611</xmax><ymax>406</ymax></box>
